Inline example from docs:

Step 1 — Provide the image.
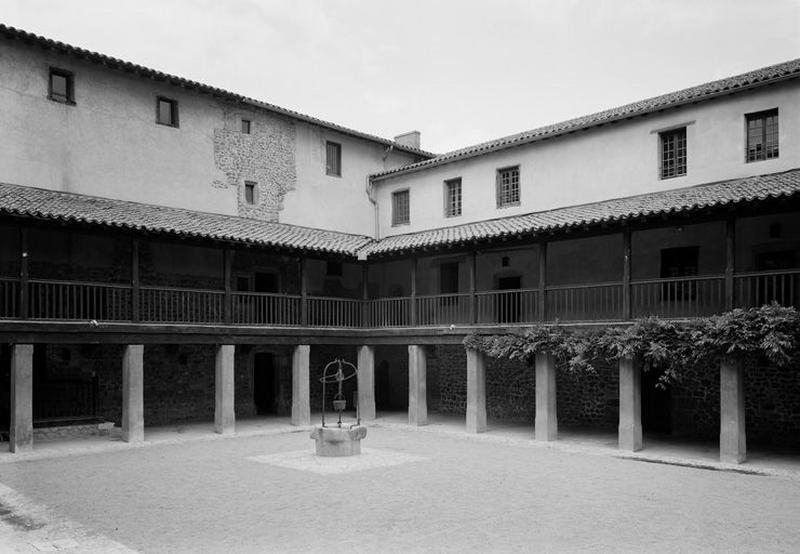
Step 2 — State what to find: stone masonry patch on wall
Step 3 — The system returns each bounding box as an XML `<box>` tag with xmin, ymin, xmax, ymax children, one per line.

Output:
<box><xmin>214</xmin><ymin>110</ymin><xmax>296</xmax><ymax>221</ymax></box>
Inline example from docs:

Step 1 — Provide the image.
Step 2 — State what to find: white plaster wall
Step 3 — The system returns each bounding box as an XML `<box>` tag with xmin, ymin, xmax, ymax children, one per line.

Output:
<box><xmin>0</xmin><ymin>40</ymin><xmax>238</xmax><ymax>214</ymax></box>
<box><xmin>375</xmin><ymin>80</ymin><xmax>800</xmax><ymax>237</ymax></box>
<box><xmin>284</xmin><ymin>122</ymin><xmax>420</xmax><ymax>236</ymax></box>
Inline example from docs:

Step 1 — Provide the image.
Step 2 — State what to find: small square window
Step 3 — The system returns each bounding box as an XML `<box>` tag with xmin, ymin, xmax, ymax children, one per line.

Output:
<box><xmin>746</xmin><ymin>109</ymin><xmax>779</xmax><ymax>162</ymax></box>
<box><xmin>660</xmin><ymin>127</ymin><xmax>687</xmax><ymax>179</ymax></box>
<box><xmin>392</xmin><ymin>190</ymin><xmax>410</xmax><ymax>226</ymax></box>
<box><xmin>496</xmin><ymin>166</ymin><xmax>520</xmax><ymax>208</ymax></box>
<box><xmin>241</xmin><ymin>119</ymin><xmax>251</xmax><ymax>134</ymax></box>
<box><xmin>244</xmin><ymin>181</ymin><xmax>256</xmax><ymax>204</ymax></box>
<box><xmin>444</xmin><ymin>178</ymin><xmax>462</xmax><ymax>218</ymax></box>
<box><xmin>48</xmin><ymin>68</ymin><xmax>74</xmax><ymax>104</ymax></box>
<box><xmin>326</xmin><ymin>141</ymin><xmax>342</xmax><ymax>177</ymax></box>
<box><xmin>156</xmin><ymin>97</ymin><xmax>179</xmax><ymax>127</ymax></box>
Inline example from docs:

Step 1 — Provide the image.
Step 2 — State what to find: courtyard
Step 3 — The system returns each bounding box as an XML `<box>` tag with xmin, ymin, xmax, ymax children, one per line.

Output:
<box><xmin>1</xmin><ymin>419</ymin><xmax>799</xmax><ymax>553</ymax></box>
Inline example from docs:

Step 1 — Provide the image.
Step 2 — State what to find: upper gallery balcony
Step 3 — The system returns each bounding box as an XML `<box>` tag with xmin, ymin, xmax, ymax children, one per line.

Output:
<box><xmin>0</xmin><ymin>171</ymin><xmax>799</xmax><ymax>332</ymax></box>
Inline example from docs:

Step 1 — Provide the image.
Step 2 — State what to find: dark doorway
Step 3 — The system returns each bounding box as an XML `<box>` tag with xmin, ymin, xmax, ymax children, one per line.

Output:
<box><xmin>253</xmin><ymin>352</ymin><xmax>278</xmax><ymax>414</ymax></box>
<box><xmin>375</xmin><ymin>359</ymin><xmax>408</xmax><ymax>412</ymax></box>
<box><xmin>496</xmin><ymin>275</ymin><xmax>521</xmax><ymax>323</ymax></box>
<box><xmin>641</xmin><ymin>368</ymin><xmax>672</xmax><ymax>434</ymax></box>
<box><xmin>660</xmin><ymin>246</ymin><xmax>699</xmax><ymax>301</ymax></box>
<box><xmin>254</xmin><ymin>272</ymin><xmax>278</xmax><ymax>293</ymax></box>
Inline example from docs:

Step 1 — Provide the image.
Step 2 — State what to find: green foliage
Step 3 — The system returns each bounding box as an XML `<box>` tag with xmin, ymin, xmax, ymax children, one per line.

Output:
<box><xmin>463</xmin><ymin>304</ymin><xmax>800</xmax><ymax>387</ymax></box>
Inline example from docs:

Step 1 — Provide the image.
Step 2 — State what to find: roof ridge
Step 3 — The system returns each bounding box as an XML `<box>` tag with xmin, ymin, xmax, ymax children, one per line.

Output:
<box><xmin>372</xmin><ymin>57</ymin><xmax>800</xmax><ymax>180</ymax></box>
<box><xmin>0</xmin><ymin>23</ymin><xmax>437</xmax><ymax>159</ymax></box>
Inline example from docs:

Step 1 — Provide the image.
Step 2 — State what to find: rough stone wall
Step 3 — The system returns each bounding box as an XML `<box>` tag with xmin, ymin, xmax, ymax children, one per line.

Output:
<box><xmin>214</xmin><ymin>110</ymin><xmax>296</xmax><ymax>221</ymax></box>
<box><xmin>431</xmin><ymin>345</ymin><xmax>618</xmax><ymax>428</ymax></box>
<box><xmin>672</xmin><ymin>354</ymin><xmax>800</xmax><ymax>446</ymax></box>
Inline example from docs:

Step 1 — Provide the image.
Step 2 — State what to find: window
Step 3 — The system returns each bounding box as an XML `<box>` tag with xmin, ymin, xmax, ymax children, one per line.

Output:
<box><xmin>48</xmin><ymin>68</ymin><xmax>74</xmax><ymax>104</ymax></box>
<box><xmin>392</xmin><ymin>189</ymin><xmax>410</xmax><ymax>226</ymax></box>
<box><xmin>326</xmin><ymin>141</ymin><xmax>341</xmax><ymax>176</ymax></box>
<box><xmin>660</xmin><ymin>127</ymin><xmax>687</xmax><ymax>179</ymax></box>
<box><xmin>496</xmin><ymin>166</ymin><xmax>520</xmax><ymax>208</ymax></box>
<box><xmin>326</xmin><ymin>261</ymin><xmax>343</xmax><ymax>277</ymax></box>
<box><xmin>244</xmin><ymin>181</ymin><xmax>256</xmax><ymax>204</ymax></box>
<box><xmin>241</xmin><ymin>119</ymin><xmax>251</xmax><ymax>134</ymax></box>
<box><xmin>746</xmin><ymin>109</ymin><xmax>779</xmax><ymax>162</ymax></box>
<box><xmin>444</xmin><ymin>178</ymin><xmax>462</xmax><ymax>217</ymax></box>
<box><xmin>156</xmin><ymin>97</ymin><xmax>179</xmax><ymax>127</ymax></box>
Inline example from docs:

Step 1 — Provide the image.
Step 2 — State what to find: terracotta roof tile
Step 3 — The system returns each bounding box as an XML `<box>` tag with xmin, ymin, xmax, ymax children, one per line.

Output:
<box><xmin>372</xmin><ymin>58</ymin><xmax>800</xmax><ymax>180</ymax></box>
<box><xmin>361</xmin><ymin>169</ymin><xmax>800</xmax><ymax>256</ymax></box>
<box><xmin>0</xmin><ymin>184</ymin><xmax>373</xmax><ymax>257</ymax></box>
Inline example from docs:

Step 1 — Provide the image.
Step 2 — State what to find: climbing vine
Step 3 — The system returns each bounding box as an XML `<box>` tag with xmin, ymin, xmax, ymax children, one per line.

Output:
<box><xmin>463</xmin><ymin>304</ymin><xmax>800</xmax><ymax>387</ymax></box>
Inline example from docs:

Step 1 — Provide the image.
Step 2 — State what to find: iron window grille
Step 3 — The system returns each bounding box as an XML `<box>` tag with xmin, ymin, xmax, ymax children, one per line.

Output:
<box><xmin>392</xmin><ymin>190</ymin><xmax>410</xmax><ymax>226</ymax></box>
<box><xmin>444</xmin><ymin>178</ymin><xmax>462</xmax><ymax>217</ymax></box>
<box><xmin>746</xmin><ymin>109</ymin><xmax>779</xmax><ymax>162</ymax></box>
<box><xmin>48</xmin><ymin>68</ymin><xmax>74</xmax><ymax>104</ymax></box>
<box><xmin>496</xmin><ymin>166</ymin><xmax>520</xmax><ymax>208</ymax></box>
<box><xmin>660</xmin><ymin>127</ymin><xmax>687</xmax><ymax>179</ymax></box>
<box><xmin>326</xmin><ymin>141</ymin><xmax>342</xmax><ymax>176</ymax></box>
<box><xmin>156</xmin><ymin>97</ymin><xmax>179</xmax><ymax>127</ymax></box>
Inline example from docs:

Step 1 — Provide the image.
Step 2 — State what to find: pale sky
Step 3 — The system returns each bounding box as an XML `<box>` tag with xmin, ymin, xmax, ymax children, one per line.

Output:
<box><xmin>3</xmin><ymin>0</ymin><xmax>799</xmax><ymax>154</ymax></box>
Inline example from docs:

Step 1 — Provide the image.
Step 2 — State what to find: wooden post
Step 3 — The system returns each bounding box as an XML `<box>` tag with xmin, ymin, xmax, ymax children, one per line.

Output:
<box><xmin>534</xmin><ymin>352</ymin><xmax>558</xmax><ymax>441</ymax></box>
<box><xmin>410</xmin><ymin>257</ymin><xmax>418</xmax><ymax>326</ymax></box>
<box><xmin>19</xmin><ymin>227</ymin><xmax>28</xmax><ymax>319</ymax></box>
<box><xmin>291</xmin><ymin>345</ymin><xmax>311</xmax><ymax>426</ymax></box>
<box><xmin>214</xmin><ymin>344</ymin><xmax>235</xmax><ymax>434</ymax></box>
<box><xmin>122</xmin><ymin>345</ymin><xmax>144</xmax><ymax>443</ymax></box>
<box><xmin>299</xmin><ymin>258</ymin><xmax>308</xmax><ymax>326</ymax></box>
<box><xmin>9</xmin><ymin>344</ymin><xmax>33</xmax><ymax>453</ymax></box>
<box><xmin>725</xmin><ymin>216</ymin><xmax>735</xmax><ymax>311</ymax></box>
<box><xmin>466</xmin><ymin>348</ymin><xmax>487</xmax><ymax>433</ymax></box>
<box><xmin>618</xmin><ymin>357</ymin><xmax>642</xmax><ymax>451</ymax></box>
<box><xmin>361</xmin><ymin>263</ymin><xmax>369</xmax><ymax>327</ymax></box>
<box><xmin>223</xmin><ymin>248</ymin><xmax>233</xmax><ymax>324</ymax></box>
<box><xmin>720</xmin><ymin>358</ymin><xmax>746</xmax><ymax>463</ymax></box>
<box><xmin>538</xmin><ymin>242</ymin><xmax>547</xmax><ymax>322</ymax></box>
<box><xmin>357</xmin><ymin>345</ymin><xmax>376</xmax><ymax>420</ymax></box>
<box><xmin>622</xmin><ymin>228</ymin><xmax>632</xmax><ymax>320</ymax></box>
<box><xmin>408</xmin><ymin>345</ymin><xmax>427</xmax><ymax>425</ymax></box>
<box><xmin>131</xmin><ymin>238</ymin><xmax>140</xmax><ymax>323</ymax></box>
<box><xmin>469</xmin><ymin>251</ymin><xmax>477</xmax><ymax>324</ymax></box>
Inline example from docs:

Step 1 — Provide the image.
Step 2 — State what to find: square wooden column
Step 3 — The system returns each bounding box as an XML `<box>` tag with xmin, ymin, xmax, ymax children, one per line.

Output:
<box><xmin>534</xmin><ymin>352</ymin><xmax>558</xmax><ymax>441</ymax></box>
<box><xmin>10</xmin><ymin>344</ymin><xmax>34</xmax><ymax>453</ymax></box>
<box><xmin>357</xmin><ymin>345</ymin><xmax>376</xmax><ymax>421</ymax></box>
<box><xmin>466</xmin><ymin>348</ymin><xmax>487</xmax><ymax>433</ymax></box>
<box><xmin>214</xmin><ymin>345</ymin><xmax>235</xmax><ymax>434</ymax></box>
<box><xmin>122</xmin><ymin>345</ymin><xmax>144</xmax><ymax>443</ymax></box>
<box><xmin>720</xmin><ymin>358</ymin><xmax>746</xmax><ymax>463</ymax></box>
<box><xmin>408</xmin><ymin>345</ymin><xmax>428</xmax><ymax>426</ymax></box>
<box><xmin>291</xmin><ymin>345</ymin><xmax>311</xmax><ymax>426</ymax></box>
<box><xmin>618</xmin><ymin>357</ymin><xmax>642</xmax><ymax>451</ymax></box>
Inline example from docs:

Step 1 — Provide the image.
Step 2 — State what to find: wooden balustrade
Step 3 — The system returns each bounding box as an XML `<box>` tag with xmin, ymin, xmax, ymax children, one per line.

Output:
<box><xmin>734</xmin><ymin>270</ymin><xmax>800</xmax><ymax>309</ymax></box>
<box><xmin>232</xmin><ymin>292</ymin><xmax>301</xmax><ymax>325</ymax></box>
<box><xmin>0</xmin><ymin>276</ymin><xmax>18</xmax><ymax>319</ymax></box>
<box><xmin>28</xmin><ymin>279</ymin><xmax>132</xmax><ymax>321</ymax></box>
<box><xmin>307</xmin><ymin>296</ymin><xmax>362</xmax><ymax>327</ymax></box>
<box><xmin>416</xmin><ymin>293</ymin><xmax>472</xmax><ymax>326</ymax></box>
<box><xmin>475</xmin><ymin>288</ymin><xmax>539</xmax><ymax>324</ymax></box>
<box><xmin>365</xmin><ymin>297</ymin><xmax>410</xmax><ymax>327</ymax></box>
<box><xmin>545</xmin><ymin>282</ymin><xmax>624</xmax><ymax>321</ymax></box>
<box><xmin>1</xmin><ymin>270</ymin><xmax>797</xmax><ymax>327</ymax></box>
<box><xmin>631</xmin><ymin>275</ymin><xmax>725</xmax><ymax>318</ymax></box>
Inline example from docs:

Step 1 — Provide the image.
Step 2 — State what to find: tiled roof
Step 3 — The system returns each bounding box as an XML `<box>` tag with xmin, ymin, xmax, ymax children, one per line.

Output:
<box><xmin>0</xmin><ymin>184</ymin><xmax>373</xmax><ymax>257</ymax></box>
<box><xmin>0</xmin><ymin>24</ymin><xmax>436</xmax><ymax>159</ymax></box>
<box><xmin>372</xmin><ymin>58</ymin><xmax>800</xmax><ymax>180</ymax></box>
<box><xmin>362</xmin><ymin>169</ymin><xmax>800</xmax><ymax>257</ymax></box>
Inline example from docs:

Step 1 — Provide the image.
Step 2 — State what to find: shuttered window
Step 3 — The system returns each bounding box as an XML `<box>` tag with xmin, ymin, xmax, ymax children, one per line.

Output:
<box><xmin>326</xmin><ymin>141</ymin><xmax>342</xmax><ymax>176</ymax></box>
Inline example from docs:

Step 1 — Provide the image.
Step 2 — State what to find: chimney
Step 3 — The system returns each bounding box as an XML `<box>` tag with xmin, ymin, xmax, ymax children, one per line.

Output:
<box><xmin>393</xmin><ymin>130</ymin><xmax>421</xmax><ymax>150</ymax></box>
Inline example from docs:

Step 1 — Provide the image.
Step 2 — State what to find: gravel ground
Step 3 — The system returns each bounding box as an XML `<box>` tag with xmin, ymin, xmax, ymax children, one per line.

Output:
<box><xmin>0</xmin><ymin>427</ymin><xmax>799</xmax><ymax>553</ymax></box>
